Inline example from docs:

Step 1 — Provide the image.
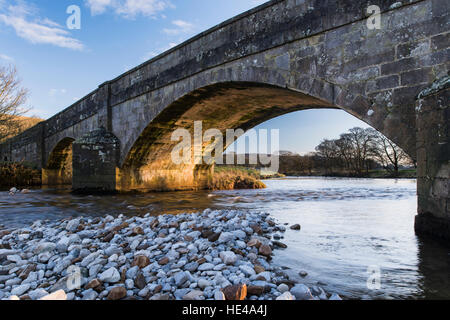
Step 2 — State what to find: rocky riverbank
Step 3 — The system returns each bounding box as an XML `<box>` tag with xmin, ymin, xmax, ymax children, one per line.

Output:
<box><xmin>0</xmin><ymin>209</ymin><xmax>342</xmax><ymax>300</ymax></box>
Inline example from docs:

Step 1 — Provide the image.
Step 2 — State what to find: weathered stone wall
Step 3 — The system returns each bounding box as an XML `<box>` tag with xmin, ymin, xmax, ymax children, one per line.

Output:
<box><xmin>0</xmin><ymin>123</ymin><xmax>44</xmax><ymax>167</ymax></box>
<box><xmin>72</xmin><ymin>128</ymin><xmax>120</xmax><ymax>192</ymax></box>
<box><xmin>415</xmin><ymin>76</ymin><xmax>449</xmax><ymax>241</ymax></box>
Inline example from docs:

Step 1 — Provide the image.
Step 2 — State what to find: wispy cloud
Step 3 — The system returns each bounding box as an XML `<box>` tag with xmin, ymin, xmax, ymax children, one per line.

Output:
<box><xmin>163</xmin><ymin>20</ymin><xmax>194</xmax><ymax>36</ymax></box>
<box><xmin>0</xmin><ymin>53</ymin><xmax>14</xmax><ymax>61</ymax></box>
<box><xmin>49</xmin><ymin>88</ymin><xmax>67</xmax><ymax>97</ymax></box>
<box><xmin>142</xmin><ymin>41</ymin><xmax>178</xmax><ymax>61</ymax></box>
<box><xmin>0</xmin><ymin>1</ymin><xmax>84</xmax><ymax>51</ymax></box>
<box><xmin>85</xmin><ymin>0</ymin><xmax>173</xmax><ymax>19</ymax></box>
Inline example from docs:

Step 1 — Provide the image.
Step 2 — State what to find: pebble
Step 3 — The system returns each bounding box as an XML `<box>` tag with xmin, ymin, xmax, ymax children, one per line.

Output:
<box><xmin>219</xmin><ymin>251</ymin><xmax>238</xmax><ymax>265</ymax></box>
<box><xmin>99</xmin><ymin>267</ymin><xmax>121</xmax><ymax>283</ymax></box>
<box><xmin>66</xmin><ymin>219</ymin><xmax>80</xmax><ymax>232</ymax></box>
<box><xmin>276</xmin><ymin>292</ymin><xmax>295</xmax><ymax>300</ymax></box>
<box><xmin>290</xmin><ymin>284</ymin><xmax>314</xmax><ymax>300</ymax></box>
<box><xmin>183</xmin><ymin>290</ymin><xmax>203</xmax><ymax>300</ymax></box>
<box><xmin>239</xmin><ymin>265</ymin><xmax>256</xmax><ymax>277</ymax></box>
<box><xmin>329</xmin><ymin>293</ymin><xmax>342</xmax><ymax>300</ymax></box>
<box><xmin>11</xmin><ymin>284</ymin><xmax>31</xmax><ymax>296</ymax></box>
<box><xmin>107</xmin><ymin>287</ymin><xmax>127</xmax><ymax>300</ymax></box>
<box><xmin>277</xmin><ymin>283</ymin><xmax>289</xmax><ymax>293</ymax></box>
<box><xmin>198</xmin><ymin>263</ymin><xmax>215</xmax><ymax>271</ymax></box>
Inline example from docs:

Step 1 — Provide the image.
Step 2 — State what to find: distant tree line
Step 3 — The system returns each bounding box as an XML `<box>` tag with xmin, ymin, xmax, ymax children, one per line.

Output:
<box><xmin>313</xmin><ymin>127</ymin><xmax>414</xmax><ymax>176</ymax></box>
<box><xmin>222</xmin><ymin>127</ymin><xmax>415</xmax><ymax>178</ymax></box>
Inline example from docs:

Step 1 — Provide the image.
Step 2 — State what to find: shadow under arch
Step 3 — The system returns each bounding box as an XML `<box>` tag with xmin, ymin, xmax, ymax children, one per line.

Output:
<box><xmin>42</xmin><ymin>137</ymin><xmax>75</xmax><ymax>186</ymax></box>
<box><xmin>118</xmin><ymin>81</ymin><xmax>413</xmax><ymax>192</ymax></box>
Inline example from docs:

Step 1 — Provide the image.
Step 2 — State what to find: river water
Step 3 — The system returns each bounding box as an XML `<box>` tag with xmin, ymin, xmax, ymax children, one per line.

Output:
<box><xmin>0</xmin><ymin>177</ymin><xmax>449</xmax><ymax>300</ymax></box>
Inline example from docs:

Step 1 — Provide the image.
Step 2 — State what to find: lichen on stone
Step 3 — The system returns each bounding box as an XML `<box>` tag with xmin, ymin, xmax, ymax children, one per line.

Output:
<box><xmin>417</xmin><ymin>76</ymin><xmax>450</xmax><ymax>99</ymax></box>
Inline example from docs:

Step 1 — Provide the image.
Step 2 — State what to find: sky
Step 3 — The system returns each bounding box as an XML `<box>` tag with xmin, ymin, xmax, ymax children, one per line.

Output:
<box><xmin>0</xmin><ymin>0</ymin><xmax>369</xmax><ymax>154</ymax></box>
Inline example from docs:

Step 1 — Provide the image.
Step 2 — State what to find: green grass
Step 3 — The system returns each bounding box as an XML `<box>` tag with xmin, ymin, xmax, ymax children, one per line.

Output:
<box><xmin>209</xmin><ymin>166</ymin><xmax>267</xmax><ymax>190</ymax></box>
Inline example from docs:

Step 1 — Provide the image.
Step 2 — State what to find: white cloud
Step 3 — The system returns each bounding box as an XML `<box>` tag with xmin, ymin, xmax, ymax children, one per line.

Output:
<box><xmin>0</xmin><ymin>1</ymin><xmax>84</xmax><ymax>51</ymax></box>
<box><xmin>0</xmin><ymin>53</ymin><xmax>14</xmax><ymax>61</ymax></box>
<box><xmin>163</xmin><ymin>20</ymin><xmax>194</xmax><ymax>35</ymax></box>
<box><xmin>85</xmin><ymin>0</ymin><xmax>113</xmax><ymax>15</ymax></box>
<box><xmin>85</xmin><ymin>0</ymin><xmax>173</xmax><ymax>19</ymax></box>
<box><xmin>142</xmin><ymin>42</ymin><xmax>177</xmax><ymax>61</ymax></box>
<box><xmin>49</xmin><ymin>88</ymin><xmax>67</xmax><ymax>97</ymax></box>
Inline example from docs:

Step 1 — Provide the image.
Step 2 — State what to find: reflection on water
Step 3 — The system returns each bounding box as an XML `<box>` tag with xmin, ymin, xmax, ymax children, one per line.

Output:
<box><xmin>0</xmin><ymin>177</ymin><xmax>449</xmax><ymax>299</ymax></box>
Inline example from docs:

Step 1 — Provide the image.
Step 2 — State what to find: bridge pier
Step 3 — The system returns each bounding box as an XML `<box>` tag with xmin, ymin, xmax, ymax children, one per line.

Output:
<box><xmin>72</xmin><ymin>127</ymin><xmax>120</xmax><ymax>193</ymax></box>
<box><xmin>415</xmin><ymin>77</ymin><xmax>450</xmax><ymax>241</ymax></box>
<box><xmin>42</xmin><ymin>169</ymin><xmax>72</xmax><ymax>186</ymax></box>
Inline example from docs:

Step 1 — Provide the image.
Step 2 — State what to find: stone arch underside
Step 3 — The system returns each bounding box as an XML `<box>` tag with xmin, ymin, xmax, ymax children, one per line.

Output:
<box><xmin>42</xmin><ymin>137</ymin><xmax>75</xmax><ymax>185</ymax></box>
<box><xmin>118</xmin><ymin>81</ymin><xmax>411</xmax><ymax>192</ymax></box>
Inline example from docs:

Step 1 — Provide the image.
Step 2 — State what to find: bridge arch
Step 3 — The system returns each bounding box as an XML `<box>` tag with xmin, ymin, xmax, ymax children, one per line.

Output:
<box><xmin>42</xmin><ymin>137</ymin><xmax>75</xmax><ymax>186</ymax></box>
<box><xmin>117</xmin><ymin>80</ymin><xmax>413</xmax><ymax>192</ymax></box>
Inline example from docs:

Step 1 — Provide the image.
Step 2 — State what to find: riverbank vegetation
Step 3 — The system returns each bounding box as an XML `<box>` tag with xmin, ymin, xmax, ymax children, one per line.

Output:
<box><xmin>229</xmin><ymin>127</ymin><xmax>416</xmax><ymax>179</ymax></box>
<box><xmin>208</xmin><ymin>166</ymin><xmax>267</xmax><ymax>190</ymax></box>
<box><xmin>0</xmin><ymin>162</ymin><xmax>41</xmax><ymax>188</ymax></box>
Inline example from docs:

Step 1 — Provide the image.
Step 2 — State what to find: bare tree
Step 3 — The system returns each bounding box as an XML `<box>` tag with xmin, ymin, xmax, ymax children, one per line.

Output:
<box><xmin>0</xmin><ymin>64</ymin><xmax>30</xmax><ymax>142</ymax></box>
<box><xmin>372</xmin><ymin>132</ymin><xmax>412</xmax><ymax>175</ymax></box>
<box><xmin>315</xmin><ymin>139</ymin><xmax>340</xmax><ymax>174</ymax></box>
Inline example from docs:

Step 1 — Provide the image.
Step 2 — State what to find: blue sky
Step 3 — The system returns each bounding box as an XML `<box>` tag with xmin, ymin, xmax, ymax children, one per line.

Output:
<box><xmin>0</xmin><ymin>0</ymin><xmax>369</xmax><ymax>154</ymax></box>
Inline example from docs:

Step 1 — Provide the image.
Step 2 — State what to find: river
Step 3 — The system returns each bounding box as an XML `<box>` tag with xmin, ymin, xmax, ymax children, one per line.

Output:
<box><xmin>0</xmin><ymin>177</ymin><xmax>449</xmax><ymax>300</ymax></box>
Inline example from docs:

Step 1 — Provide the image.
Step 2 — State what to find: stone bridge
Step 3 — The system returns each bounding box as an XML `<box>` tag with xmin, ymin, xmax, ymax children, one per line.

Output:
<box><xmin>0</xmin><ymin>0</ymin><xmax>449</xmax><ymax>240</ymax></box>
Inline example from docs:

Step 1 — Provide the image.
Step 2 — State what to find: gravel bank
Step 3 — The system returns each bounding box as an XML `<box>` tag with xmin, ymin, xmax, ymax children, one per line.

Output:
<box><xmin>0</xmin><ymin>209</ymin><xmax>341</xmax><ymax>300</ymax></box>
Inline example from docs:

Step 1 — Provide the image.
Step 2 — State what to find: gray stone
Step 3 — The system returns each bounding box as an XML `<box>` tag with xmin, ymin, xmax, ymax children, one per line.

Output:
<box><xmin>329</xmin><ymin>293</ymin><xmax>342</xmax><ymax>300</ymax></box>
<box><xmin>125</xmin><ymin>279</ymin><xmax>134</xmax><ymax>290</ymax></box>
<box><xmin>239</xmin><ymin>265</ymin><xmax>256</xmax><ymax>277</ymax></box>
<box><xmin>5</xmin><ymin>278</ymin><xmax>22</xmax><ymax>286</ymax></box>
<box><xmin>290</xmin><ymin>284</ymin><xmax>314</xmax><ymax>300</ymax></box>
<box><xmin>89</xmin><ymin>264</ymin><xmax>103</xmax><ymax>278</ymax></box>
<box><xmin>82</xmin><ymin>289</ymin><xmax>98</xmax><ymax>300</ymax></box>
<box><xmin>33</xmin><ymin>242</ymin><xmax>56</xmax><ymax>255</ymax></box>
<box><xmin>277</xmin><ymin>283</ymin><xmax>289</xmax><ymax>293</ymax></box>
<box><xmin>0</xmin><ymin>249</ymin><xmax>16</xmax><ymax>260</ymax></box>
<box><xmin>28</xmin><ymin>288</ymin><xmax>49</xmax><ymax>300</ymax></box>
<box><xmin>81</xmin><ymin>251</ymin><xmax>101</xmax><ymax>267</ymax></box>
<box><xmin>198</xmin><ymin>263</ymin><xmax>215</xmax><ymax>272</ymax></box>
<box><xmin>214</xmin><ymin>290</ymin><xmax>225</xmax><ymax>300</ymax></box>
<box><xmin>6</xmin><ymin>255</ymin><xmax>22</xmax><ymax>263</ymax></box>
<box><xmin>218</xmin><ymin>232</ymin><xmax>234</xmax><ymax>243</ymax></box>
<box><xmin>197</xmin><ymin>279</ymin><xmax>211</xmax><ymax>289</ymax></box>
<box><xmin>183</xmin><ymin>290</ymin><xmax>203</xmax><ymax>300</ymax></box>
<box><xmin>66</xmin><ymin>219</ymin><xmax>80</xmax><ymax>232</ymax></box>
<box><xmin>38</xmin><ymin>252</ymin><xmax>52</xmax><ymax>263</ymax></box>
<box><xmin>11</xmin><ymin>284</ymin><xmax>31</xmax><ymax>296</ymax></box>
<box><xmin>99</xmin><ymin>267</ymin><xmax>120</xmax><ymax>283</ymax></box>
<box><xmin>219</xmin><ymin>251</ymin><xmax>237</xmax><ymax>265</ymax></box>
<box><xmin>276</xmin><ymin>292</ymin><xmax>295</xmax><ymax>300</ymax></box>
<box><xmin>126</xmin><ymin>266</ymin><xmax>139</xmax><ymax>279</ymax></box>
<box><xmin>174</xmin><ymin>271</ymin><xmax>189</xmax><ymax>287</ymax></box>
